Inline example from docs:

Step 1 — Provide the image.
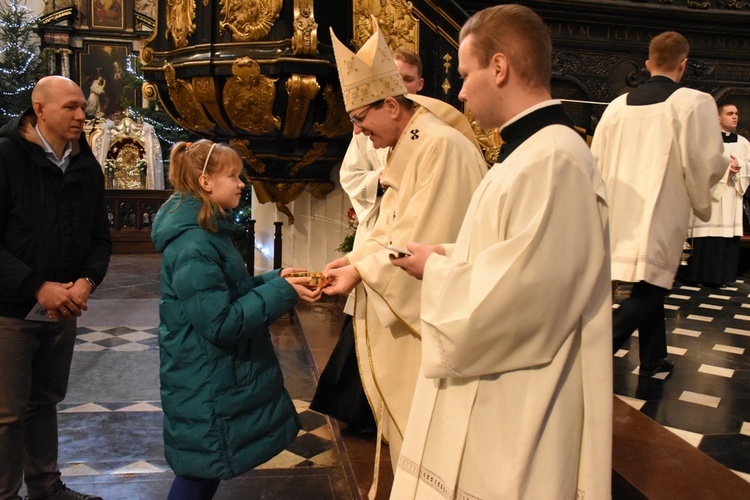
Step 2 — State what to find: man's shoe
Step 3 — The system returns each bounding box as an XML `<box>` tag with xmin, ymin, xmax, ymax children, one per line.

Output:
<box><xmin>639</xmin><ymin>359</ymin><xmax>674</xmax><ymax>377</ymax></box>
<box><xmin>27</xmin><ymin>482</ymin><xmax>102</xmax><ymax>500</ymax></box>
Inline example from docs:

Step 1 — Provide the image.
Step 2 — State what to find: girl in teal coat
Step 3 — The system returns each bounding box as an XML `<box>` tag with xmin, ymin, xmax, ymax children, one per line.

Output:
<box><xmin>151</xmin><ymin>140</ymin><xmax>321</xmax><ymax>499</ymax></box>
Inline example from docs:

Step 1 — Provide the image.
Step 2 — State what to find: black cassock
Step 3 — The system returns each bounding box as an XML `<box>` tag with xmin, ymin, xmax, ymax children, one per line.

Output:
<box><xmin>310</xmin><ymin>314</ymin><xmax>376</xmax><ymax>432</ymax></box>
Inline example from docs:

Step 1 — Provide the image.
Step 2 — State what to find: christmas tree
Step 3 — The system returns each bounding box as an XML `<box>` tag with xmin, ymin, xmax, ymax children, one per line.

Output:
<box><xmin>0</xmin><ymin>0</ymin><xmax>42</xmax><ymax>127</ymax></box>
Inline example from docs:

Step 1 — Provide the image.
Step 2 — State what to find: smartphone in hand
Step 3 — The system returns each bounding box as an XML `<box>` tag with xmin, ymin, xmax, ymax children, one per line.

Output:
<box><xmin>382</xmin><ymin>244</ymin><xmax>413</xmax><ymax>257</ymax></box>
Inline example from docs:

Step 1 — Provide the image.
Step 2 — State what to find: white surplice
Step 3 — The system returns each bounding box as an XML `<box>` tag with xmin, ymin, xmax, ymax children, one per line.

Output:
<box><xmin>591</xmin><ymin>88</ymin><xmax>727</xmax><ymax>289</ymax></box>
<box><xmin>392</xmin><ymin>118</ymin><xmax>613</xmax><ymax>499</ymax></box>
<box><xmin>689</xmin><ymin>134</ymin><xmax>750</xmax><ymax>239</ymax></box>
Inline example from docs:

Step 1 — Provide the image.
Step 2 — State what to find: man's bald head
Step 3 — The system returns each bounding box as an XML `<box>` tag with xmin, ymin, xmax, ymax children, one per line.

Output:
<box><xmin>32</xmin><ymin>75</ymin><xmax>87</xmax><ymax>155</ymax></box>
<box><xmin>32</xmin><ymin>76</ymin><xmax>82</xmax><ymax>107</ymax></box>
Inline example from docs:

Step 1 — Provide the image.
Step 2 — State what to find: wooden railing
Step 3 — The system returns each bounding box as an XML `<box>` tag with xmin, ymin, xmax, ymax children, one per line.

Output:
<box><xmin>104</xmin><ymin>191</ymin><xmax>284</xmax><ymax>271</ymax></box>
<box><xmin>105</xmin><ymin>189</ymin><xmax>172</xmax><ymax>254</ymax></box>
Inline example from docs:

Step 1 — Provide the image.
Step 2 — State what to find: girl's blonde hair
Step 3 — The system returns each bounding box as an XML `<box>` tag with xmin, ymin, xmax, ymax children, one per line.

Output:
<box><xmin>169</xmin><ymin>139</ymin><xmax>242</xmax><ymax>232</ymax></box>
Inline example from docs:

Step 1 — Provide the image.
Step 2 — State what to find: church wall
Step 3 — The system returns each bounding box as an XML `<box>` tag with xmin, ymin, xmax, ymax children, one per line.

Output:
<box><xmin>251</xmin><ymin>174</ymin><xmax>351</xmax><ymax>273</ymax></box>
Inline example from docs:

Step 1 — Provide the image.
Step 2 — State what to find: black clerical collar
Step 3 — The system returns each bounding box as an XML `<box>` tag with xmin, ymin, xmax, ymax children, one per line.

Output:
<box><xmin>627</xmin><ymin>75</ymin><xmax>680</xmax><ymax>106</ymax></box>
<box><xmin>646</xmin><ymin>75</ymin><xmax>678</xmax><ymax>85</ymax></box>
<box><xmin>722</xmin><ymin>131</ymin><xmax>738</xmax><ymax>143</ymax></box>
<box><xmin>498</xmin><ymin>103</ymin><xmax>575</xmax><ymax>162</ymax></box>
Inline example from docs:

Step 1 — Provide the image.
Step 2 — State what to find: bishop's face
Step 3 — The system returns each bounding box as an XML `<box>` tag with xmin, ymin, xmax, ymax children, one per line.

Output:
<box><xmin>349</xmin><ymin>99</ymin><xmax>400</xmax><ymax>149</ymax></box>
<box><xmin>719</xmin><ymin>105</ymin><xmax>739</xmax><ymax>133</ymax></box>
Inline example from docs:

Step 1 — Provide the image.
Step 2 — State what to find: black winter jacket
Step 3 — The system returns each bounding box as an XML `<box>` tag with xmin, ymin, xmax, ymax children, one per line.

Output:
<box><xmin>0</xmin><ymin>109</ymin><xmax>112</xmax><ymax>318</ymax></box>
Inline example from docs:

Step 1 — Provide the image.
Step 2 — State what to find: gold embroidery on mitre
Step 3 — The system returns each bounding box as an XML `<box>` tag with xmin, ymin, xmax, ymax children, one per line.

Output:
<box><xmin>330</xmin><ymin>17</ymin><xmax>407</xmax><ymax>112</ymax></box>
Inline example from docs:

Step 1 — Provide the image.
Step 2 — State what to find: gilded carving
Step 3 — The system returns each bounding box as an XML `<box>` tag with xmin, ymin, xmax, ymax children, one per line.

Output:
<box><xmin>223</xmin><ymin>57</ymin><xmax>281</xmax><ymax>134</ymax></box>
<box><xmin>166</xmin><ymin>0</ymin><xmax>197</xmax><ymax>49</ymax></box>
<box><xmin>283</xmin><ymin>75</ymin><xmax>320</xmax><ymax>138</ymax></box>
<box><xmin>220</xmin><ymin>0</ymin><xmax>283</xmax><ymax>42</ymax></box>
<box><xmin>163</xmin><ymin>63</ymin><xmax>215</xmax><ymax>134</ymax></box>
<box><xmin>251</xmin><ymin>178</ymin><xmax>336</xmax><ymax>224</ymax></box>
<box><xmin>353</xmin><ymin>0</ymin><xmax>419</xmax><ymax>52</ymax></box>
<box><xmin>252</xmin><ymin>181</ymin><xmax>308</xmax><ymax>224</ymax></box>
<box><xmin>719</xmin><ymin>0</ymin><xmax>750</xmax><ymax>7</ymax></box>
<box><xmin>291</xmin><ymin>142</ymin><xmax>327</xmax><ymax>175</ymax></box>
<box><xmin>292</xmin><ymin>0</ymin><xmax>318</xmax><ymax>55</ymax></box>
<box><xmin>111</xmin><ymin>143</ymin><xmax>147</xmax><ymax>190</ymax></box>
<box><xmin>313</xmin><ymin>85</ymin><xmax>353</xmax><ymax>138</ymax></box>
<box><xmin>141</xmin><ymin>81</ymin><xmax>160</xmax><ymax>103</ymax></box>
<box><xmin>442</xmin><ymin>54</ymin><xmax>452</xmax><ymax>96</ymax></box>
<box><xmin>686</xmin><ymin>0</ymin><xmax>710</xmax><ymax>7</ymax></box>
<box><xmin>192</xmin><ymin>76</ymin><xmax>236</xmax><ymax>135</ymax></box>
<box><xmin>229</xmin><ymin>139</ymin><xmax>267</xmax><ymax>174</ymax></box>
<box><xmin>469</xmin><ymin>118</ymin><xmax>501</xmax><ymax>167</ymax></box>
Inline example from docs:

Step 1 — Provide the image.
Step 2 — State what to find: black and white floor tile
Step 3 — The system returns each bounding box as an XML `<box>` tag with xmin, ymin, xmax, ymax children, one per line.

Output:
<box><xmin>26</xmin><ymin>253</ymin><xmax>750</xmax><ymax>497</ymax></box>
<box><xmin>613</xmin><ymin>278</ymin><xmax>750</xmax><ymax>482</ymax></box>
<box><xmin>46</xmin><ymin>318</ymin><xmax>355</xmax><ymax>500</ymax></box>
<box><xmin>31</xmin><ymin>254</ymin><xmax>356</xmax><ymax>500</ymax></box>
<box><xmin>74</xmin><ymin>326</ymin><xmax>160</xmax><ymax>351</ymax></box>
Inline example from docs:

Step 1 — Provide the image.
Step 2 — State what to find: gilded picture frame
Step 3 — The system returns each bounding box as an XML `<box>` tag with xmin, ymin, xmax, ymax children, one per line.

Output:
<box><xmin>91</xmin><ymin>0</ymin><xmax>125</xmax><ymax>30</ymax></box>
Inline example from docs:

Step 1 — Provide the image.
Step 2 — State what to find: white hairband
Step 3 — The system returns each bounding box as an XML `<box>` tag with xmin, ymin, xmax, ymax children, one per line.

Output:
<box><xmin>201</xmin><ymin>143</ymin><xmax>218</xmax><ymax>176</ymax></box>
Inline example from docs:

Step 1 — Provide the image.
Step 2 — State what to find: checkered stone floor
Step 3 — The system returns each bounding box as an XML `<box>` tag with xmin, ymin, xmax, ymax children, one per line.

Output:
<box><xmin>75</xmin><ymin>326</ymin><xmax>160</xmax><ymax>351</ymax></box>
<box><xmin>47</xmin><ymin>316</ymin><xmax>355</xmax><ymax>499</ymax></box>
<box><xmin>55</xmin><ymin>398</ymin><xmax>339</xmax><ymax>478</ymax></box>
<box><xmin>613</xmin><ymin>278</ymin><xmax>750</xmax><ymax>482</ymax></box>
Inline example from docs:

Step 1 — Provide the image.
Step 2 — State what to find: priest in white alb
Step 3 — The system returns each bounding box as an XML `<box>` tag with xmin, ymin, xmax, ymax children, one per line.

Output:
<box><xmin>591</xmin><ymin>31</ymin><xmax>726</xmax><ymax>376</ymax></box>
<box><xmin>686</xmin><ymin>102</ymin><xmax>750</xmax><ymax>287</ymax></box>
<box><xmin>391</xmin><ymin>5</ymin><xmax>612</xmax><ymax>499</ymax></box>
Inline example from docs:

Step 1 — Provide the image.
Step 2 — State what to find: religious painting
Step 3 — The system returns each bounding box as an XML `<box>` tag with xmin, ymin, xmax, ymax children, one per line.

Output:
<box><xmin>79</xmin><ymin>44</ymin><xmax>135</xmax><ymax>118</ymax></box>
<box><xmin>92</xmin><ymin>0</ymin><xmax>124</xmax><ymax>29</ymax></box>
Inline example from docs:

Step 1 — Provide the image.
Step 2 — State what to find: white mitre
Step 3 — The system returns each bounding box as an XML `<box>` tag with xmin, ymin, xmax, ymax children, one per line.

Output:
<box><xmin>330</xmin><ymin>21</ymin><xmax>407</xmax><ymax>112</ymax></box>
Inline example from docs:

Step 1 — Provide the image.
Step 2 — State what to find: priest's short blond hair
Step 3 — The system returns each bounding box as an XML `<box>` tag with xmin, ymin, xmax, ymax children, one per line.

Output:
<box><xmin>459</xmin><ymin>4</ymin><xmax>551</xmax><ymax>92</ymax></box>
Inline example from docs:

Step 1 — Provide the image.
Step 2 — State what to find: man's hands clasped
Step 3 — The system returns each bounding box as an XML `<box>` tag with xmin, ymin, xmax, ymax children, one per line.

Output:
<box><xmin>37</xmin><ymin>279</ymin><xmax>93</xmax><ymax>321</ymax></box>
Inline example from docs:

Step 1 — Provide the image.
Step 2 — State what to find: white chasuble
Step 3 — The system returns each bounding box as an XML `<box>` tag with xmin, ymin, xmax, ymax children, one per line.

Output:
<box><xmin>347</xmin><ymin>108</ymin><xmax>487</xmax><ymax>460</ymax></box>
<box><xmin>340</xmin><ymin>132</ymin><xmax>390</xmax><ymax>315</ymax></box>
<box><xmin>392</xmin><ymin>123</ymin><xmax>613</xmax><ymax>499</ymax></box>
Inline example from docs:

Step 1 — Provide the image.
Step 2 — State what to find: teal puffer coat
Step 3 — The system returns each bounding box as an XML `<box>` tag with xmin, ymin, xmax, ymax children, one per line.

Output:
<box><xmin>151</xmin><ymin>193</ymin><xmax>300</xmax><ymax>479</ymax></box>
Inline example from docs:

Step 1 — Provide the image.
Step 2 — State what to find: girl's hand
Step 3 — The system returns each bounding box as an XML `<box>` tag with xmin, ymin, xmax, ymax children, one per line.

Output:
<box><xmin>281</xmin><ymin>267</ymin><xmax>307</xmax><ymax>278</ymax></box>
<box><xmin>285</xmin><ymin>276</ymin><xmax>323</xmax><ymax>303</ymax></box>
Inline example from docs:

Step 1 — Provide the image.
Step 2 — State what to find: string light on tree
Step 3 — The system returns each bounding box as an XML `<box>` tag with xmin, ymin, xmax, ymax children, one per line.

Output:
<box><xmin>0</xmin><ymin>0</ymin><xmax>41</xmax><ymax>126</ymax></box>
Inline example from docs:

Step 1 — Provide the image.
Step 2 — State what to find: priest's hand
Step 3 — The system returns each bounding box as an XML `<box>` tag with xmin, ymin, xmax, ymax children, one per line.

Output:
<box><xmin>729</xmin><ymin>154</ymin><xmax>740</xmax><ymax>177</ymax></box>
<box><xmin>324</xmin><ymin>257</ymin><xmax>348</xmax><ymax>273</ymax></box>
<box><xmin>390</xmin><ymin>242</ymin><xmax>445</xmax><ymax>280</ymax></box>
<box><xmin>322</xmin><ymin>265</ymin><xmax>361</xmax><ymax>295</ymax></box>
